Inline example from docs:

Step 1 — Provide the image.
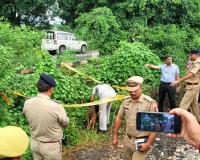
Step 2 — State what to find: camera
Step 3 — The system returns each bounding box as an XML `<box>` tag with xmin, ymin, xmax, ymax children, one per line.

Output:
<box><xmin>136</xmin><ymin>111</ymin><xmax>181</xmax><ymax>133</ymax></box>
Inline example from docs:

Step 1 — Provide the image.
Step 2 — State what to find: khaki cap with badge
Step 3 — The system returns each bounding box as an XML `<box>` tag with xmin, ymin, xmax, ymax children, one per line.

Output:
<box><xmin>126</xmin><ymin>76</ymin><xmax>144</xmax><ymax>91</ymax></box>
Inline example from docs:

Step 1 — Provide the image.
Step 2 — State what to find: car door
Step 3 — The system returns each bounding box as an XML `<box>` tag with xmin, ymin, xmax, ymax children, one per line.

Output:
<box><xmin>41</xmin><ymin>31</ymin><xmax>56</xmax><ymax>50</ymax></box>
<box><xmin>70</xmin><ymin>34</ymin><xmax>81</xmax><ymax>50</ymax></box>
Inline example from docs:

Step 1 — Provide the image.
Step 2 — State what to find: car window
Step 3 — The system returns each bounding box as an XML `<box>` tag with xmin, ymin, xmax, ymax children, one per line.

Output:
<box><xmin>47</xmin><ymin>32</ymin><xmax>54</xmax><ymax>39</ymax></box>
<box><xmin>57</xmin><ymin>33</ymin><xmax>68</xmax><ymax>40</ymax></box>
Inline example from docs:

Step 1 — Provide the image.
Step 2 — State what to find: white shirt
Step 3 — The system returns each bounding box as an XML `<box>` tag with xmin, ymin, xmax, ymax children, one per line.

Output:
<box><xmin>92</xmin><ymin>84</ymin><xmax>116</xmax><ymax>99</ymax></box>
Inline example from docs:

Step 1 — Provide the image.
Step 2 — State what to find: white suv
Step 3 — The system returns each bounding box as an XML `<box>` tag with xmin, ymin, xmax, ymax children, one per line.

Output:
<box><xmin>41</xmin><ymin>30</ymin><xmax>87</xmax><ymax>54</ymax></box>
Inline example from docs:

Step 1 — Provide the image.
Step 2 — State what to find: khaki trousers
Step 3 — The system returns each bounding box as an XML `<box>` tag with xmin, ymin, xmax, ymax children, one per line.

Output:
<box><xmin>180</xmin><ymin>84</ymin><xmax>200</xmax><ymax>121</ymax></box>
<box><xmin>122</xmin><ymin>135</ymin><xmax>149</xmax><ymax>160</ymax></box>
<box><xmin>31</xmin><ymin>138</ymin><xmax>62</xmax><ymax>160</ymax></box>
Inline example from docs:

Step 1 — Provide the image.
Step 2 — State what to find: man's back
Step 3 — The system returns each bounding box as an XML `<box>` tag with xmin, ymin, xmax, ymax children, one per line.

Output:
<box><xmin>23</xmin><ymin>94</ymin><xmax>68</xmax><ymax>142</ymax></box>
<box><xmin>92</xmin><ymin>84</ymin><xmax>116</xmax><ymax>99</ymax></box>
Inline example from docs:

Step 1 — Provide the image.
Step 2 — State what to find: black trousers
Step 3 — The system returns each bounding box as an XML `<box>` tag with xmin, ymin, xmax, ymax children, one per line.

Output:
<box><xmin>158</xmin><ymin>81</ymin><xmax>176</xmax><ymax>112</ymax></box>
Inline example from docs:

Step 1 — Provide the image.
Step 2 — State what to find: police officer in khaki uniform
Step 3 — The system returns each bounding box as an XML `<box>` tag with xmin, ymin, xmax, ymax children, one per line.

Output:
<box><xmin>23</xmin><ymin>73</ymin><xmax>69</xmax><ymax>160</ymax></box>
<box><xmin>171</xmin><ymin>49</ymin><xmax>200</xmax><ymax>122</ymax></box>
<box><xmin>113</xmin><ymin>76</ymin><xmax>158</xmax><ymax>160</ymax></box>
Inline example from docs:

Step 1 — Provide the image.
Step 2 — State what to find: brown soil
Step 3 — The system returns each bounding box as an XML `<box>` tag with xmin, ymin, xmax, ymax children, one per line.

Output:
<box><xmin>63</xmin><ymin>86</ymin><xmax>187</xmax><ymax>160</ymax></box>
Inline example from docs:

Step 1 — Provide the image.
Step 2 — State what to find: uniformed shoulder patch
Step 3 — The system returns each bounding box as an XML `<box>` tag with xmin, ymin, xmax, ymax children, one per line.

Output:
<box><xmin>25</xmin><ymin>96</ymin><xmax>34</xmax><ymax>100</ymax></box>
<box><xmin>51</xmin><ymin>99</ymin><xmax>62</xmax><ymax>104</ymax></box>
<box><xmin>120</xmin><ymin>96</ymin><xmax>131</xmax><ymax>105</ymax></box>
<box><xmin>143</xmin><ymin>95</ymin><xmax>154</xmax><ymax>102</ymax></box>
<box><xmin>123</xmin><ymin>96</ymin><xmax>131</xmax><ymax>102</ymax></box>
<box><xmin>193</xmin><ymin>59</ymin><xmax>200</xmax><ymax>65</ymax></box>
<box><xmin>124</xmin><ymin>95</ymin><xmax>131</xmax><ymax>99</ymax></box>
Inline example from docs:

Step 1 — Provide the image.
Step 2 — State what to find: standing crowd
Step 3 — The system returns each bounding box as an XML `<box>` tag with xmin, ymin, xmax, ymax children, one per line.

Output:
<box><xmin>0</xmin><ymin>49</ymin><xmax>200</xmax><ymax>160</ymax></box>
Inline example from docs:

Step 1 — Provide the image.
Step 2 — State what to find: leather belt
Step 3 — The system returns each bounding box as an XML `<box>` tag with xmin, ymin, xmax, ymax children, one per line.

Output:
<box><xmin>161</xmin><ymin>81</ymin><xmax>172</xmax><ymax>85</ymax></box>
<box><xmin>33</xmin><ymin>138</ymin><xmax>60</xmax><ymax>143</ymax></box>
<box><xmin>186</xmin><ymin>82</ymin><xmax>199</xmax><ymax>85</ymax></box>
<box><xmin>127</xmin><ymin>134</ymin><xmax>148</xmax><ymax>139</ymax></box>
<box><xmin>39</xmin><ymin>140</ymin><xmax>60</xmax><ymax>143</ymax></box>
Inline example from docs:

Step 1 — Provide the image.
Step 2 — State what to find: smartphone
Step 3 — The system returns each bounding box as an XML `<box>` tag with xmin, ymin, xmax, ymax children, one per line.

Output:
<box><xmin>136</xmin><ymin>111</ymin><xmax>181</xmax><ymax>133</ymax></box>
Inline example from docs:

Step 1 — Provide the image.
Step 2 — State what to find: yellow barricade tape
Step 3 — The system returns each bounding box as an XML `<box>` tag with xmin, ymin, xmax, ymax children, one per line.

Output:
<box><xmin>61</xmin><ymin>62</ymin><xmax>127</xmax><ymax>91</ymax></box>
<box><xmin>13</xmin><ymin>91</ymin><xmax>126</xmax><ymax>108</ymax></box>
<box><xmin>14</xmin><ymin>92</ymin><xmax>27</xmax><ymax>98</ymax></box>
<box><xmin>63</xmin><ymin>95</ymin><xmax>126</xmax><ymax>108</ymax></box>
<box><xmin>112</xmin><ymin>85</ymin><xmax>128</xmax><ymax>91</ymax></box>
<box><xmin>0</xmin><ymin>93</ymin><xmax>11</xmax><ymax>105</ymax></box>
<box><xmin>61</xmin><ymin>62</ymin><xmax>102</xmax><ymax>84</ymax></box>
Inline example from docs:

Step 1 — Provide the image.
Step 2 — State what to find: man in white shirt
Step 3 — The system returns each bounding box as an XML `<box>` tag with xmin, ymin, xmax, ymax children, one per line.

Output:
<box><xmin>90</xmin><ymin>84</ymin><xmax>116</xmax><ymax>133</ymax></box>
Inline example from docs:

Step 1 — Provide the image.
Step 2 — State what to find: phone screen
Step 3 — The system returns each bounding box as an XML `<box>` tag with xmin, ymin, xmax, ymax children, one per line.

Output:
<box><xmin>136</xmin><ymin>112</ymin><xmax>181</xmax><ymax>133</ymax></box>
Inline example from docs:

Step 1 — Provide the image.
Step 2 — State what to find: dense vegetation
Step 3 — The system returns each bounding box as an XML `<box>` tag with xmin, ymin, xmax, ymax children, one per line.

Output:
<box><xmin>0</xmin><ymin>0</ymin><xmax>200</xmax><ymax>159</ymax></box>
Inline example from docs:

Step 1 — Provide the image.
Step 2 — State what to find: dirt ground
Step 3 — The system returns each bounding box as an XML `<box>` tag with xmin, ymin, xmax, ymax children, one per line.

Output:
<box><xmin>62</xmin><ymin>133</ymin><xmax>186</xmax><ymax>160</ymax></box>
<box><xmin>62</xmin><ymin>87</ymin><xmax>195</xmax><ymax>160</ymax></box>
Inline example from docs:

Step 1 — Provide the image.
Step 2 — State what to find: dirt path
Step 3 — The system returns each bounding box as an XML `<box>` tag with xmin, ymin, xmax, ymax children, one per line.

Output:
<box><xmin>63</xmin><ymin>132</ymin><xmax>200</xmax><ymax>160</ymax></box>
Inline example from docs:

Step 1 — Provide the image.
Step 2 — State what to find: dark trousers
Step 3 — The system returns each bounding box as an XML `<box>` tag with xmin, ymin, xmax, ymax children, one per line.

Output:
<box><xmin>158</xmin><ymin>81</ymin><xmax>176</xmax><ymax>112</ymax></box>
<box><xmin>198</xmin><ymin>91</ymin><xmax>200</xmax><ymax>103</ymax></box>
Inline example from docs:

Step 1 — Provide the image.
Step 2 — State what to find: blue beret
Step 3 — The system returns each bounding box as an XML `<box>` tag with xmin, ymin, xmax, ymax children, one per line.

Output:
<box><xmin>40</xmin><ymin>73</ymin><xmax>56</xmax><ymax>87</ymax></box>
<box><xmin>190</xmin><ymin>49</ymin><xmax>200</xmax><ymax>54</ymax></box>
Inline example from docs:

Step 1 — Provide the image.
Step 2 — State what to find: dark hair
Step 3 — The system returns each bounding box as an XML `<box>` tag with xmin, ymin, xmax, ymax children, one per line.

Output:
<box><xmin>163</xmin><ymin>55</ymin><xmax>172</xmax><ymax>60</ymax></box>
<box><xmin>36</xmin><ymin>79</ymin><xmax>52</xmax><ymax>92</ymax></box>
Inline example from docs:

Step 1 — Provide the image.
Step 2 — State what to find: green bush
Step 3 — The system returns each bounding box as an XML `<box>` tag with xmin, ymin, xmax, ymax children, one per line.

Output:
<box><xmin>80</xmin><ymin>42</ymin><xmax>161</xmax><ymax>87</ymax></box>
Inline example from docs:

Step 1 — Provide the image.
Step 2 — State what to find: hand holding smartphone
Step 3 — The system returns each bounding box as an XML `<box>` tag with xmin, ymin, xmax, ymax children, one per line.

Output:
<box><xmin>136</xmin><ymin>111</ymin><xmax>181</xmax><ymax>133</ymax></box>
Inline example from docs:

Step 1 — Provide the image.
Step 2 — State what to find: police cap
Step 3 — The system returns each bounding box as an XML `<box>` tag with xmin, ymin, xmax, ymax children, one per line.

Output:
<box><xmin>40</xmin><ymin>73</ymin><xmax>56</xmax><ymax>87</ymax></box>
<box><xmin>190</xmin><ymin>49</ymin><xmax>200</xmax><ymax>54</ymax></box>
<box><xmin>126</xmin><ymin>76</ymin><xmax>143</xmax><ymax>91</ymax></box>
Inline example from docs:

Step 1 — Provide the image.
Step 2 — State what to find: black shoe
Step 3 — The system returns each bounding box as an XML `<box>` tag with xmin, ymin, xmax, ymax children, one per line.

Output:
<box><xmin>97</xmin><ymin>129</ymin><xmax>107</xmax><ymax>134</ymax></box>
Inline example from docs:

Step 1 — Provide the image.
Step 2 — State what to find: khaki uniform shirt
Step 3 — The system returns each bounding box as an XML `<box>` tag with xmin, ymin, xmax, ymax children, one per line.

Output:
<box><xmin>186</xmin><ymin>59</ymin><xmax>200</xmax><ymax>84</ymax></box>
<box><xmin>23</xmin><ymin>93</ymin><xmax>69</xmax><ymax>142</ymax></box>
<box><xmin>118</xmin><ymin>94</ymin><xmax>157</xmax><ymax>138</ymax></box>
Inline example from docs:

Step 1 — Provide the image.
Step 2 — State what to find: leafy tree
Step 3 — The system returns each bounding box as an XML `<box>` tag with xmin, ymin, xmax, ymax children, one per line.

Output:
<box><xmin>57</xmin><ymin>0</ymin><xmax>111</xmax><ymax>26</ymax></box>
<box><xmin>57</xmin><ymin>0</ymin><xmax>200</xmax><ymax>29</ymax></box>
<box><xmin>75</xmin><ymin>7</ymin><xmax>123</xmax><ymax>54</ymax></box>
<box><xmin>136</xmin><ymin>24</ymin><xmax>193</xmax><ymax>73</ymax></box>
<box><xmin>0</xmin><ymin>0</ymin><xmax>56</xmax><ymax>27</ymax></box>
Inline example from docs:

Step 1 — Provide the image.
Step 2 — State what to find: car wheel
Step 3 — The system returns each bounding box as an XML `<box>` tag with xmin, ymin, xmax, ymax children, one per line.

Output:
<box><xmin>81</xmin><ymin>45</ymin><xmax>87</xmax><ymax>54</ymax></box>
<box><xmin>59</xmin><ymin>45</ymin><xmax>66</xmax><ymax>54</ymax></box>
<box><xmin>48</xmin><ymin>50</ymin><xmax>57</xmax><ymax>55</ymax></box>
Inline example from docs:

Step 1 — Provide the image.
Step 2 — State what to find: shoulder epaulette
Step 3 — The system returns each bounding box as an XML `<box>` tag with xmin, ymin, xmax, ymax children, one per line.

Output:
<box><xmin>51</xmin><ymin>99</ymin><xmax>62</xmax><ymax>104</ymax></box>
<box><xmin>123</xmin><ymin>96</ymin><xmax>131</xmax><ymax>102</ymax></box>
<box><xmin>143</xmin><ymin>95</ymin><xmax>154</xmax><ymax>102</ymax></box>
<box><xmin>124</xmin><ymin>95</ymin><xmax>131</xmax><ymax>99</ymax></box>
<box><xmin>197</xmin><ymin>59</ymin><xmax>200</xmax><ymax>63</ymax></box>
<box><xmin>25</xmin><ymin>96</ymin><xmax>34</xmax><ymax>100</ymax></box>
